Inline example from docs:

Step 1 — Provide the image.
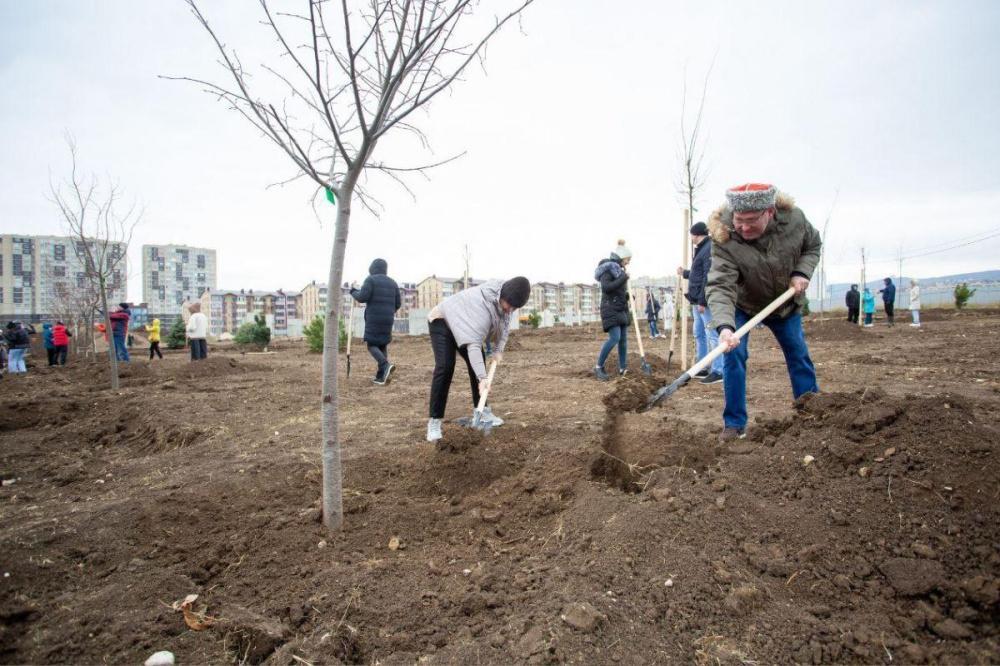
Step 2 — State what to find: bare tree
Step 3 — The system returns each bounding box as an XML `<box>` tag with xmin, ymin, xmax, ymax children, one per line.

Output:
<box><xmin>50</xmin><ymin>137</ymin><xmax>139</xmax><ymax>389</ymax></box>
<box><xmin>171</xmin><ymin>0</ymin><xmax>534</xmax><ymax>531</ymax></box>
<box><xmin>675</xmin><ymin>57</ymin><xmax>716</xmax><ymax>228</ymax></box>
<box><xmin>47</xmin><ymin>269</ymin><xmax>102</xmax><ymax>357</ymax></box>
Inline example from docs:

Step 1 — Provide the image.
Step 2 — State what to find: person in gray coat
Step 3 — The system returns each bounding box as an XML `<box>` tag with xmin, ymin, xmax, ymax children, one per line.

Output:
<box><xmin>425</xmin><ymin>277</ymin><xmax>530</xmax><ymax>442</ymax></box>
<box><xmin>351</xmin><ymin>258</ymin><xmax>401</xmax><ymax>385</ymax></box>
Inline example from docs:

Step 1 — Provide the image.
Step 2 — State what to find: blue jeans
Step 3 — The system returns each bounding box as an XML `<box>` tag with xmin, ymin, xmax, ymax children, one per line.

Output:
<box><xmin>692</xmin><ymin>305</ymin><xmax>724</xmax><ymax>374</ymax></box>
<box><xmin>113</xmin><ymin>336</ymin><xmax>130</xmax><ymax>362</ymax></box>
<box><xmin>8</xmin><ymin>348</ymin><xmax>27</xmax><ymax>373</ymax></box>
<box><xmin>597</xmin><ymin>324</ymin><xmax>628</xmax><ymax>370</ymax></box>
<box><xmin>648</xmin><ymin>319</ymin><xmax>660</xmax><ymax>337</ymax></box>
<box><xmin>722</xmin><ymin>310</ymin><xmax>818</xmax><ymax>430</ymax></box>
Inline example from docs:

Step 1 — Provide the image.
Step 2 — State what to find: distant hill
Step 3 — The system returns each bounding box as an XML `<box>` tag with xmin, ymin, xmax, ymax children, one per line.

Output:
<box><xmin>829</xmin><ymin>269</ymin><xmax>1000</xmax><ymax>292</ymax></box>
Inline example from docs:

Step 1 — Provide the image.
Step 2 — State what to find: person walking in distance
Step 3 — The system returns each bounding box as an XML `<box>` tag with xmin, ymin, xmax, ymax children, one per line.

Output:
<box><xmin>4</xmin><ymin>322</ymin><xmax>31</xmax><ymax>374</ymax></box>
<box><xmin>425</xmin><ymin>277</ymin><xmax>530</xmax><ymax>442</ymax></box>
<box><xmin>706</xmin><ymin>183</ymin><xmax>822</xmax><ymax>441</ymax></box>
<box><xmin>593</xmin><ymin>240</ymin><xmax>632</xmax><ymax>381</ymax></box>
<box><xmin>862</xmin><ymin>288</ymin><xmax>876</xmax><ymax>327</ymax></box>
<box><xmin>678</xmin><ymin>221</ymin><xmax>724</xmax><ymax>385</ymax></box>
<box><xmin>146</xmin><ymin>318</ymin><xmax>163</xmax><ymax>360</ymax></box>
<box><xmin>645</xmin><ymin>293</ymin><xmax>663</xmax><ymax>339</ymax></box>
<box><xmin>845</xmin><ymin>284</ymin><xmax>861</xmax><ymax>324</ymax></box>
<box><xmin>909</xmin><ymin>279</ymin><xmax>921</xmax><ymax>327</ymax></box>
<box><xmin>879</xmin><ymin>277</ymin><xmax>897</xmax><ymax>327</ymax></box>
<box><xmin>52</xmin><ymin>320</ymin><xmax>71</xmax><ymax>365</ymax></box>
<box><xmin>186</xmin><ymin>303</ymin><xmax>209</xmax><ymax>361</ymax></box>
<box><xmin>350</xmin><ymin>258</ymin><xmax>402</xmax><ymax>385</ymax></box>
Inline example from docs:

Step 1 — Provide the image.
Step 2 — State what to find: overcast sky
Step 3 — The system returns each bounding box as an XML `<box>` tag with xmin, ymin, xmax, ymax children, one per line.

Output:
<box><xmin>3</xmin><ymin>0</ymin><xmax>999</xmax><ymax>303</ymax></box>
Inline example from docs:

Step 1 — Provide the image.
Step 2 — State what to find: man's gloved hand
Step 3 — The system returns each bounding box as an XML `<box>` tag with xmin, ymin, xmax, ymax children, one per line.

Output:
<box><xmin>790</xmin><ymin>275</ymin><xmax>810</xmax><ymax>295</ymax></box>
<box><xmin>719</xmin><ymin>328</ymin><xmax>739</xmax><ymax>352</ymax></box>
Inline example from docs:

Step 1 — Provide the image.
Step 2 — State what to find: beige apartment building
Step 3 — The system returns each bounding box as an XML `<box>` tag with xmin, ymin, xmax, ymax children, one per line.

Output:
<box><xmin>300</xmin><ymin>280</ymin><xmax>329</xmax><ymax>323</ymax></box>
<box><xmin>416</xmin><ymin>276</ymin><xmax>465</xmax><ymax>310</ymax></box>
<box><xmin>0</xmin><ymin>234</ymin><xmax>127</xmax><ymax>319</ymax></box>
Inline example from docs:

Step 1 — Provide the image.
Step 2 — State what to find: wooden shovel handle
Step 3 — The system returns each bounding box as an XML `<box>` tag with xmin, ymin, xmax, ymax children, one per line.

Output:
<box><xmin>628</xmin><ymin>289</ymin><xmax>647</xmax><ymax>357</ymax></box>
<box><xmin>682</xmin><ymin>287</ymin><xmax>797</xmax><ymax>380</ymax></box>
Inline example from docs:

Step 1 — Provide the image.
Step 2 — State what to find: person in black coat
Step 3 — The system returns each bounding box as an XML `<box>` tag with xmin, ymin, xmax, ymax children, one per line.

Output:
<box><xmin>592</xmin><ymin>240</ymin><xmax>632</xmax><ymax>381</ymax></box>
<box><xmin>676</xmin><ymin>222</ymin><xmax>723</xmax><ymax>384</ymax></box>
<box><xmin>351</xmin><ymin>258</ymin><xmax>401</xmax><ymax>384</ymax></box>
<box><xmin>878</xmin><ymin>277</ymin><xmax>896</xmax><ymax>327</ymax></box>
<box><xmin>845</xmin><ymin>284</ymin><xmax>860</xmax><ymax>324</ymax></box>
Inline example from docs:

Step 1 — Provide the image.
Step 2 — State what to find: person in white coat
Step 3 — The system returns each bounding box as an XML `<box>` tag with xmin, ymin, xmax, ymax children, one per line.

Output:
<box><xmin>909</xmin><ymin>279</ymin><xmax>921</xmax><ymax>327</ymax></box>
<box><xmin>186</xmin><ymin>302</ymin><xmax>210</xmax><ymax>360</ymax></box>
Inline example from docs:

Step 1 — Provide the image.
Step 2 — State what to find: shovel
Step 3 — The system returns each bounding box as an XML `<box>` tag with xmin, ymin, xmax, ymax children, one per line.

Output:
<box><xmin>462</xmin><ymin>359</ymin><xmax>499</xmax><ymax>434</ymax></box>
<box><xmin>646</xmin><ymin>287</ymin><xmax>796</xmax><ymax>410</ymax></box>
<box><xmin>628</xmin><ymin>290</ymin><xmax>653</xmax><ymax>375</ymax></box>
<box><xmin>345</xmin><ymin>301</ymin><xmax>355</xmax><ymax>378</ymax></box>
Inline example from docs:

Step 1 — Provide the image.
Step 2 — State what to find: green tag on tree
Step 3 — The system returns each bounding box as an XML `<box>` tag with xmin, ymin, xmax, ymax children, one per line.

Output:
<box><xmin>325</xmin><ymin>188</ymin><xmax>336</xmax><ymax>204</ymax></box>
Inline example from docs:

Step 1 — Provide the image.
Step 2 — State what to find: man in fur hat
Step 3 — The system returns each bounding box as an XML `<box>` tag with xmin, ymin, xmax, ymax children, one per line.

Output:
<box><xmin>706</xmin><ymin>183</ymin><xmax>822</xmax><ymax>441</ymax></box>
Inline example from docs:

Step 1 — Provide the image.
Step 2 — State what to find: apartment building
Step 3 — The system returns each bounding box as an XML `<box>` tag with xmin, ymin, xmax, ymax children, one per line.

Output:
<box><xmin>200</xmin><ymin>287</ymin><xmax>302</xmax><ymax>337</ymax></box>
<box><xmin>563</xmin><ymin>283</ymin><xmax>601</xmax><ymax>317</ymax></box>
<box><xmin>416</xmin><ymin>276</ymin><xmax>465</xmax><ymax>310</ymax></box>
<box><xmin>0</xmin><ymin>234</ymin><xmax>127</xmax><ymax>319</ymax></box>
<box><xmin>142</xmin><ymin>245</ymin><xmax>218</xmax><ymax>318</ymax></box>
<box><xmin>399</xmin><ymin>282</ymin><xmax>418</xmax><ymax>316</ymax></box>
<box><xmin>300</xmin><ymin>281</ymin><xmax>329</xmax><ymax>323</ymax></box>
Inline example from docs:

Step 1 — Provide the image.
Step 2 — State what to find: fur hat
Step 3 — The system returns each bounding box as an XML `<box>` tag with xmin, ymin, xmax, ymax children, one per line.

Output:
<box><xmin>726</xmin><ymin>183</ymin><xmax>777</xmax><ymax>212</ymax></box>
<box><xmin>500</xmin><ymin>277</ymin><xmax>531</xmax><ymax>309</ymax></box>
<box><xmin>611</xmin><ymin>239</ymin><xmax>632</xmax><ymax>261</ymax></box>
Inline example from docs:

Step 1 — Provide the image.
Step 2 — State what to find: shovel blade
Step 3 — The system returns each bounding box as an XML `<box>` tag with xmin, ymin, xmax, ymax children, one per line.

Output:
<box><xmin>645</xmin><ymin>373</ymin><xmax>691</xmax><ymax>411</ymax></box>
<box><xmin>641</xmin><ymin>359</ymin><xmax>653</xmax><ymax>376</ymax></box>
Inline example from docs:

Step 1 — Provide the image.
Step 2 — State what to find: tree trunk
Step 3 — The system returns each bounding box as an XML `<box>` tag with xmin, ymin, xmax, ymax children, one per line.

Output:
<box><xmin>320</xmin><ymin>174</ymin><xmax>359</xmax><ymax>531</ymax></box>
<box><xmin>99</xmin><ymin>286</ymin><xmax>120</xmax><ymax>390</ymax></box>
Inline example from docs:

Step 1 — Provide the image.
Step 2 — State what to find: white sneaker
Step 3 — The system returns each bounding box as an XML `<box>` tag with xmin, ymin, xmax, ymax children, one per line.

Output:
<box><xmin>426</xmin><ymin>418</ymin><xmax>443</xmax><ymax>442</ymax></box>
<box><xmin>480</xmin><ymin>406</ymin><xmax>504</xmax><ymax>427</ymax></box>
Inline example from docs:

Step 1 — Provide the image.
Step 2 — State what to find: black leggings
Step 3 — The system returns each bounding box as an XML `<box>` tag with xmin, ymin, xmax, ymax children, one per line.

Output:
<box><xmin>149</xmin><ymin>341</ymin><xmax>163</xmax><ymax>359</ymax></box>
<box><xmin>428</xmin><ymin>319</ymin><xmax>483</xmax><ymax>419</ymax></box>
<box><xmin>884</xmin><ymin>303</ymin><xmax>895</xmax><ymax>324</ymax></box>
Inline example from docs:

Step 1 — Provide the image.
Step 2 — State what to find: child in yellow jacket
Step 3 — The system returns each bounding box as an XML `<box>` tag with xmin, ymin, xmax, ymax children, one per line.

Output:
<box><xmin>145</xmin><ymin>318</ymin><xmax>163</xmax><ymax>360</ymax></box>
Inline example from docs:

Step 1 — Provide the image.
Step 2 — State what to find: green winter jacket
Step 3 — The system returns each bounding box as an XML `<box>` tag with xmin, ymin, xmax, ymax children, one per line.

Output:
<box><xmin>705</xmin><ymin>192</ymin><xmax>822</xmax><ymax>331</ymax></box>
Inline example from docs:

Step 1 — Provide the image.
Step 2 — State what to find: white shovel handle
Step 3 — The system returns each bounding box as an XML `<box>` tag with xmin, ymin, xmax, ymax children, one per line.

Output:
<box><xmin>475</xmin><ymin>360</ymin><xmax>498</xmax><ymax>413</ymax></box>
<box><xmin>684</xmin><ymin>287</ymin><xmax>797</xmax><ymax>378</ymax></box>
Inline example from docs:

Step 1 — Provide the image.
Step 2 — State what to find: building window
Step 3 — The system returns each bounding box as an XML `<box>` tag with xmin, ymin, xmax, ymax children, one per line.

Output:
<box><xmin>197</xmin><ymin>255</ymin><xmax>205</xmax><ymax>269</ymax></box>
<box><xmin>175</xmin><ymin>264</ymin><xmax>184</xmax><ymax>280</ymax></box>
<box><xmin>0</xmin><ymin>288</ymin><xmax>3</xmax><ymax>303</ymax></box>
<box><xmin>53</xmin><ymin>244</ymin><xmax>66</xmax><ymax>261</ymax></box>
<box><xmin>177</xmin><ymin>249</ymin><xmax>189</xmax><ymax>263</ymax></box>
<box><xmin>77</xmin><ymin>273</ymin><xmax>87</xmax><ymax>288</ymax></box>
<box><xmin>197</xmin><ymin>273</ymin><xmax>205</xmax><ymax>283</ymax></box>
<box><xmin>53</xmin><ymin>265</ymin><xmax>66</xmax><ymax>277</ymax></box>
<box><xmin>13</xmin><ymin>288</ymin><xmax>23</xmax><ymax>304</ymax></box>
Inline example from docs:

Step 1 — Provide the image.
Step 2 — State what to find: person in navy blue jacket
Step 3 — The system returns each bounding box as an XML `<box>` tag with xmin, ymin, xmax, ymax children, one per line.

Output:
<box><xmin>677</xmin><ymin>222</ymin><xmax>723</xmax><ymax>384</ymax></box>
<box><xmin>351</xmin><ymin>258</ymin><xmax>401</xmax><ymax>385</ymax></box>
<box><xmin>878</xmin><ymin>277</ymin><xmax>897</xmax><ymax>327</ymax></box>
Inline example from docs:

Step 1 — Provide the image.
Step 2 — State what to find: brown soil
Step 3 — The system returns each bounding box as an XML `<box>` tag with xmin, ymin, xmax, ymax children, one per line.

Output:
<box><xmin>2</xmin><ymin>309</ymin><xmax>999</xmax><ymax>664</ymax></box>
